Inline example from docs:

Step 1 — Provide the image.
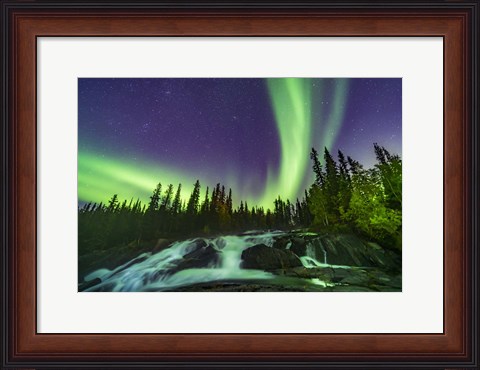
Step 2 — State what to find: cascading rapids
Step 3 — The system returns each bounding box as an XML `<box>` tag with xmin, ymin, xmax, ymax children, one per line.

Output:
<box><xmin>82</xmin><ymin>231</ymin><xmax>311</xmax><ymax>292</ymax></box>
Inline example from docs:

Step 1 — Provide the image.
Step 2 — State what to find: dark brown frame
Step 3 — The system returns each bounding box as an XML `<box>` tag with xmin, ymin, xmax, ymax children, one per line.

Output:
<box><xmin>1</xmin><ymin>1</ymin><xmax>478</xmax><ymax>369</ymax></box>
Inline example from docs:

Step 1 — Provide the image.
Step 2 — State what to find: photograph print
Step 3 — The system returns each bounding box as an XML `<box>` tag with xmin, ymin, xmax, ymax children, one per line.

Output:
<box><xmin>78</xmin><ymin>78</ymin><xmax>402</xmax><ymax>292</ymax></box>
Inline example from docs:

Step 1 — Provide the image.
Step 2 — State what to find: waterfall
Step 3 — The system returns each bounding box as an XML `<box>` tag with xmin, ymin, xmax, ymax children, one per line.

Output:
<box><xmin>306</xmin><ymin>243</ymin><xmax>316</xmax><ymax>259</ymax></box>
<box><xmin>82</xmin><ymin>231</ymin><xmax>283</xmax><ymax>292</ymax></box>
<box><xmin>315</xmin><ymin>239</ymin><xmax>328</xmax><ymax>264</ymax></box>
<box><xmin>296</xmin><ymin>240</ymin><xmax>356</xmax><ymax>270</ymax></box>
<box><xmin>299</xmin><ymin>240</ymin><xmax>328</xmax><ymax>268</ymax></box>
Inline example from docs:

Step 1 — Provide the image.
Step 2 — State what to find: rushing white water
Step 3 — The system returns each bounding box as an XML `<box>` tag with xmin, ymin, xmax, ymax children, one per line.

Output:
<box><xmin>299</xmin><ymin>256</ymin><xmax>352</xmax><ymax>269</ymax></box>
<box><xmin>310</xmin><ymin>278</ymin><xmax>335</xmax><ymax>287</ymax></box>
<box><xmin>83</xmin><ymin>231</ymin><xmax>290</xmax><ymax>292</ymax></box>
<box><xmin>81</xmin><ymin>231</ymin><xmax>349</xmax><ymax>292</ymax></box>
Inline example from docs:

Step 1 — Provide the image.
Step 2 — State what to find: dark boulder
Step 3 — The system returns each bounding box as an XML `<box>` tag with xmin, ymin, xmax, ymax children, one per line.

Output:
<box><xmin>272</xmin><ymin>236</ymin><xmax>290</xmax><ymax>250</ymax></box>
<box><xmin>173</xmin><ymin>244</ymin><xmax>220</xmax><ymax>273</ymax></box>
<box><xmin>296</xmin><ymin>234</ymin><xmax>401</xmax><ymax>271</ymax></box>
<box><xmin>213</xmin><ymin>237</ymin><xmax>227</xmax><ymax>250</ymax></box>
<box><xmin>241</xmin><ymin>244</ymin><xmax>303</xmax><ymax>270</ymax></box>
<box><xmin>289</xmin><ymin>238</ymin><xmax>308</xmax><ymax>257</ymax></box>
<box><xmin>185</xmin><ymin>238</ymin><xmax>208</xmax><ymax>254</ymax></box>
<box><xmin>272</xmin><ymin>234</ymin><xmax>310</xmax><ymax>252</ymax></box>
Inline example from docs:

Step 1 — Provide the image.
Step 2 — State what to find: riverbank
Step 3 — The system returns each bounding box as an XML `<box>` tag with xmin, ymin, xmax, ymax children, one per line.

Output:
<box><xmin>79</xmin><ymin>230</ymin><xmax>401</xmax><ymax>292</ymax></box>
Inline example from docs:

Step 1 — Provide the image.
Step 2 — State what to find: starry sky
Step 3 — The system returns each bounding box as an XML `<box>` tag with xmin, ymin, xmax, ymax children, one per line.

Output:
<box><xmin>78</xmin><ymin>78</ymin><xmax>401</xmax><ymax>209</ymax></box>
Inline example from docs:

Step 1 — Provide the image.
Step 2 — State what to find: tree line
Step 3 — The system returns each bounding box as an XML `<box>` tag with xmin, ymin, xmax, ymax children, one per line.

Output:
<box><xmin>308</xmin><ymin>143</ymin><xmax>401</xmax><ymax>250</ymax></box>
<box><xmin>79</xmin><ymin>143</ymin><xmax>401</xmax><ymax>256</ymax></box>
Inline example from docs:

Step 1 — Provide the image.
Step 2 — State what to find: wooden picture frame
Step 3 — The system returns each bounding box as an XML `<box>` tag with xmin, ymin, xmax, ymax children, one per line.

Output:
<box><xmin>1</xmin><ymin>0</ymin><xmax>478</xmax><ymax>368</ymax></box>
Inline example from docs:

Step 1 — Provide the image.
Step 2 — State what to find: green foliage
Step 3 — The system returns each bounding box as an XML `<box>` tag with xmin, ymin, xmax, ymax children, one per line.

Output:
<box><xmin>308</xmin><ymin>144</ymin><xmax>402</xmax><ymax>250</ymax></box>
<box><xmin>79</xmin><ymin>143</ymin><xmax>402</xmax><ymax>255</ymax></box>
<box><xmin>79</xmin><ymin>181</ymin><xmax>310</xmax><ymax>254</ymax></box>
<box><xmin>343</xmin><ymin>168</ymin><xmax>402</xmax><ymax>249</ymax></box>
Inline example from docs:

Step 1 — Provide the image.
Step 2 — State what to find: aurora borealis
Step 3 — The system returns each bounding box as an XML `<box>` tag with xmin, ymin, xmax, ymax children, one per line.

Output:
<box><xmin>78</xmin><ymin>78</ymin><xmax>402</xmax><ymax>209</ymax></box>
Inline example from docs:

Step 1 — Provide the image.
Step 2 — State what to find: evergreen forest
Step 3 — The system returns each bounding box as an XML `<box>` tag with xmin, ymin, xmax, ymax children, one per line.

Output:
<box><xmin>79</xmin><ymin>143</ymin><xmax>402</xmax><ymax>259</ymax></box>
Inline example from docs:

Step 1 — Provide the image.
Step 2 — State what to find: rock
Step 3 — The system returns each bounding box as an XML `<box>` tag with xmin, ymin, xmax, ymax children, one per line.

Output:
<box><xmin>241</xmin><ymin>244</ymin><xmax>303</xmax><ymax>270</ymax></box>
<box><xmin>78</xmin><ymin>277</ymin><xmax>101</xmax><ymax>292</ymax></box>
<box><xmin>320</xmin><ymin>235</ymin><xmax>370</xmax><ymax>266</ymax></box>
<box><xmin>79</xmin><ymin>237</ymin><xmax>174</xmax><ymax>282</ymax></box>
<box><xmin>272</xmin><ymin>236</ymin><xmax>290</xmax><ymax>249</ymax></box>
<box><xmin>388</xmin><ymin>274</ymin><xmax>402</xmax><ymax>289</ymax></box>
<box><xmin>272</xmin><ymin>236</ymin><xmax>307</xmax><ymax>251</ymax></box>
<box><xmin>166</xmin><ymin>283</ymin><xmax>314</xmax><ymax>292</ymax></box>
<box><xmin>291</xmin><ymin>237</ymin><xmax>306</xmax><ymax>247</ymax></box>
<box><xmin>272</xmin><ymin>266</ymin><xmax>335</xmax><ymax>280</ymax></box>
<box><xmin>339</xmin><ymin>271</ymin><xmax>371</xmax><ymax>286</ymax></box>
<box><xmin>173</xmin><ymin>244</ymin><xmax>219</xmax><ymax>273</ymax></box>
<box><xmin>294</xmin><ymin>234</ymin><xmax>401</xmax><ymax>271</ymax></box>
<box><xmin>186</xmin><ymin>238</ymin><xmax>208</xmax><ymax>254</ymax></box>
<box><xmin>289</xmin><ymin>238</ymin><xmax>308</xmax><ymax>256</ymax></box>
<box><xmin>370</xmin><ymin>284</ymin><xmax>401</xmax><ymax>292</ymax></box>
<box><xmin>330</xmin><ymin>285</ymin><xmax>375</xmax><ymax>292</ymax></box>
<box><xmin>213</xmin><ymin>237</ymin><xmax>227</xmax><ymax>250</ymax></box>
<box><xmin>331</xmin><ymin>268</ymin><xmax>355</xmax><ymax>282</ymax></box>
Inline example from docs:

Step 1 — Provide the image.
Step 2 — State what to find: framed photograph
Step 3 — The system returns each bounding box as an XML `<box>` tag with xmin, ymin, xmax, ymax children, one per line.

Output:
<box><xmin>77</xmin><ymin>76</ymin><xmax>403</xmax><ymax>294</ymax></box>
<box><xmin>1</xmin><ymin>0</ymin><xmax>478</xmax><ymax>369</ymax></box>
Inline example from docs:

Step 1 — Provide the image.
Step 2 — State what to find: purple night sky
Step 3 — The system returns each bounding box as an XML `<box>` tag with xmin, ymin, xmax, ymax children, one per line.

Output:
<box><xmin>78</xmin><ymin>78</ymin><xmax>401</xmax><ymax>208</ymax></box>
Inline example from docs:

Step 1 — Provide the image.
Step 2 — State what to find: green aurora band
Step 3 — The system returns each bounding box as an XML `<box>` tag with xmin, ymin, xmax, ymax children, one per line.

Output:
<box><xmin>261</xmin><ymin>78</ymin><xmax>312</xmax><ymax>206</ymax></box>
<box><xmin>260</xmin><ymin>78</ymin><xmax>350</xmax><ymax>206</ymax></box>
<box><xmin>78</xmin><ymin>79</ymin><xmax>350</xmax><ymax>210</ymax></box>
<box><xmin>78</xmin><ymin>151</ymin><xmax>200</xmax><ymax>207</ymax></box>
<box><xmin>318</xmin><ymin>79</ymin><xmax>350</xmax><ymax>151</ymax></box>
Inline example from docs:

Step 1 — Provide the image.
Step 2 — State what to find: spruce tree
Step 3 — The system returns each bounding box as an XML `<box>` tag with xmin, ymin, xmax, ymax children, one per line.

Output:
<box><xmin>186</xmin><ymin>180</ymin><xmax>201</xmax><ymax>216</ymax></box>
<box><xmin>310</xmin><ymin>147</ymin><xmax>324</xmax><ymax>185</ymax></box>
<box><xmin>171</xmin><ymin>183</ymin><xmax>182</xmax><ymax>214</ymax></box>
